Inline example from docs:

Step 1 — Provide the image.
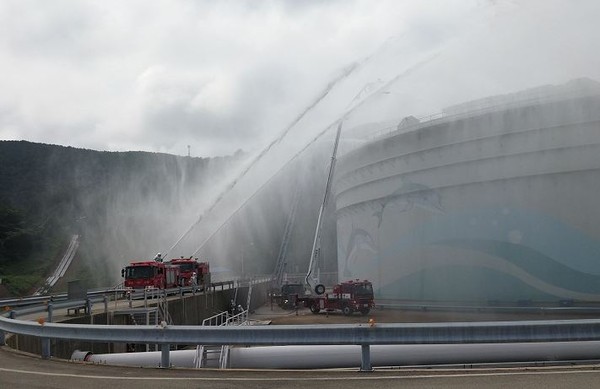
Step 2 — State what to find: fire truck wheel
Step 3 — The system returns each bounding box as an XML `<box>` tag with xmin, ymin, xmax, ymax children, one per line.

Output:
<box><xmin>359</xmin><ymin>308</ymin><xmax>370</xmax><ymax>315</ymax></box>
<box><xmin>314</xmin><ymin>284</ymin><xmax>326</xmax><ymax>295</ymax></box>
<box><xmin>342</xmin><ymin>305</ymin><xmax>353</xmax><ymax>316</ymax></box>
<box><xmin>310</xmin><ymin>304</ymin><xmax>320</xmax><ymax>314</ymax></box>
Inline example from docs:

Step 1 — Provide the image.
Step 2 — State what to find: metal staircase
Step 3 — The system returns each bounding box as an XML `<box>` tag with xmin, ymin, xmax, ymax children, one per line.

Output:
<box><xmin>194</xmin><ymin>309</ymin><xmax>249</xmax><ymax>369</ymax></box>
<box><xmin>157</xmin><ymin>289</ymin><xmax>172</xmax><ymax>325</ymax></box>
<box><xmin>194</xmin><ymin>281</ymin><xmax>254</xmax><ymax>369</ymax></box>
<box><xmin>114</xmin><ymin>287</ymin><xmax>172</xmax><ymax>352</ymax></box>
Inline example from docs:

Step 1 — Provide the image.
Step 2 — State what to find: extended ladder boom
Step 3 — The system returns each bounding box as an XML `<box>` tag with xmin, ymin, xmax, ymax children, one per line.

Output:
<box><xmin>306</xmin><ymin>120</ymin><xmax>344</xmax><ymax>295</ymax></box>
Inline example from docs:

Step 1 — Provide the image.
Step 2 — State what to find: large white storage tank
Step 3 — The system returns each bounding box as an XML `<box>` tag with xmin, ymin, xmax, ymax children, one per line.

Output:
<box><xmin>334</xmin><ymin>78</ymin><xmax>600</xmax><ymax>304</ymax></box>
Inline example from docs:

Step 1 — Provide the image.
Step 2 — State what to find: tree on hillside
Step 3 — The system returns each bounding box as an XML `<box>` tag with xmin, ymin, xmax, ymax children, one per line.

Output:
<box><xmin>0</xmin><ymin>206</ymin><xmax>36</xmax><ymax>262</ymax></box>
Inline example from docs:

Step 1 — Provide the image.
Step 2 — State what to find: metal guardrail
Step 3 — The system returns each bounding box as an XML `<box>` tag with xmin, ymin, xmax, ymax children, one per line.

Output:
<box><xmin>0</xmin><ymin>280</ymin><xmax>238</xmax><ymax>310</ymax></box>
<box><xmin>4</xmin><ymin>313</ymin><xmax>600</xmax><ymax>370</ymax></box>
<box><xmin>0</xmin><ymin>288</ymin><xmax>119</xmax><ymax>308</ymax></box>
<box><xmin>0</xmin><ymin>277</ymin><xmax>260</xmax><ymax>321</ymax></box>
<box><xmin>0</xmin><ymin>275</ymin><xmax>270</xmax><ymax>309</ymax></box>
<box><xmin>4</xmin><ymin>296</ymin><xmax>110</xmax><ymax>318</ymax></box>
<box><xmin>0</xmin><ymin>294</ymin><xmax>67</xmax><ymax>308</ymax></box>
<box><xmin>14</xmin><ymin>278</ymin><xmax>583</xmax><ymax>371</ymax></box>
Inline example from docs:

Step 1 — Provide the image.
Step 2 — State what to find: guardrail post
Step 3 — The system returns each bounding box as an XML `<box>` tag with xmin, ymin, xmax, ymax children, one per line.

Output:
<box><xmin>160</xmin><ymin>343</ymin><xmax>170</xmax><ymax>368</ymax></box>
<box><xmin>41</xmin><ymin>299</ymin><xmax>54</xmax><ymax>359</ymax></box>
<box><xmin>47</xmin><ymin>302</ymin><xmax>53</xmax><ymax>323</ymax></box>
<box><xmin>103</xmin><ymin>295</ymin><xmax>108</xmax><ymax>316</ymax></box>
<box><xmin>41</xmin><ymin>338</ymin><xmax>51</xmax><ymax>359</ymax></box>
<box><xmin>360</xmin><ymin>344</ymin><xmax>373</xmax><ymax>372</ymax></box>
<box><xmin>1</xmin><ymin>311</ymin><xmax>16</xmax><ymax>347</ymax></box>
<box><xmin>86</xmin><ymin>298</ymin><xmax>92</xmax><ymax>316</ymax></box>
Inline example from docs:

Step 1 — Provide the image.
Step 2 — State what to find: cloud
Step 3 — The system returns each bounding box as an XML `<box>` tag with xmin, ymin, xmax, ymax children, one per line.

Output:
<box><xmin>0</xmin><ymin>0</ymin><xmax>598</xmax><ymax>157</ymax></box>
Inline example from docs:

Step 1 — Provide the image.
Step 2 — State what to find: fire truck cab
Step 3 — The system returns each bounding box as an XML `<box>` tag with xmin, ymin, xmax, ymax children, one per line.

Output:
<box><xmin>121</xmin><ymin>260</ymin><xmax>180</xmax><ymax>289</ymax></box>
<box><xmin>167</xmin><ymin>257</ymin><xmax>211</xmax><ymax>289</ymax></box>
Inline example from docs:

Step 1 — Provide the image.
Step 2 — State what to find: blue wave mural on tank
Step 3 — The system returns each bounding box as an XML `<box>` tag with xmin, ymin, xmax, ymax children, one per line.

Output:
<box><xmin>337</xmin><ymin>206</ymin><xmax>600</xmax><ymax>300</ymax></box>
<box><xmin>378</xmin><ymin>207</ymin><xmax>600</xmax><ymax>276</ymax></box>
<box><xmin>381</xmin><ymin>265</ymin><xmax>562</xmax><ymax>301</ymax></box>
<box><xmin>438</xmin><ymin>239</ymin><xmax>600</xmax><ymax>294</ymax></box>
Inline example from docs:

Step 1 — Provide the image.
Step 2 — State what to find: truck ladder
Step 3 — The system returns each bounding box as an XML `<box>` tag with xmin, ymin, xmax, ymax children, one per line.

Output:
<box><xmin>272</xmin><ymin>189</ymin><xmax>300</xmax><ymax>288</ymax></box>
<box><xmin>233</xmin><ymin>281</ymin><xmax>239</xmax><ymax>307</ymax></box>
<box><xmin>246</xmin><ymin>283</ymin><xmax>253</xmax><ymax>311</ymax></box>
<box><xmin>306</xmin><ymin>120</ymin><xmax>344</xmax><ymax>294</ymax></box>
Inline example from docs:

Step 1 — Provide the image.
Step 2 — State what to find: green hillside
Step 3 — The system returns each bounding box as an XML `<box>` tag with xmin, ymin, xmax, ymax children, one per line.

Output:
<box><xmin>0</xmin><ymin>140</ymin><xmax>337</xmax><ymax>298</ymax></box>
<box><xmin>0</xmin><ymin>140</ymin><xmax>236</xmax><ymax>296</ymax></box>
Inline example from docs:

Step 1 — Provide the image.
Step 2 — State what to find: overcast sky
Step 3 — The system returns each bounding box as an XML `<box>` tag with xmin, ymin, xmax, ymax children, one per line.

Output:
<box><xmin>1</xmin><ymin>0</ymin><xmax>599</xmax><ymax>157</ymax></box>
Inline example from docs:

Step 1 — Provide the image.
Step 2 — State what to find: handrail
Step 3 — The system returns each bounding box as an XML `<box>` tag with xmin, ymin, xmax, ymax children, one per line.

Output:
<box><xmin>202</xmin><ymin>311</ymin><xmax>230</xmax><ymax>326</ymax></box>
<box><xmin>0</xmin><ymin>276</ymin><xmax>269</xmax><ymax>309</ymax></box>
<box><xmin>366</xmin><ymin>90</ymin><xmax>600</xmax><ymax>142</ymax></box>
<box><xmin>0</xmin><ymin>281</ymin><xmax>234</xmax><ymax>309</ymax></box>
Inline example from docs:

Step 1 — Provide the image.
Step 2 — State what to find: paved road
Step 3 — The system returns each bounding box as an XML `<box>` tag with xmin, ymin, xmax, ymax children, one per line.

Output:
<box><xmin>2</xmin><ymin>346</ymin><xmax>600</xmax><ymax>389</ymax></box>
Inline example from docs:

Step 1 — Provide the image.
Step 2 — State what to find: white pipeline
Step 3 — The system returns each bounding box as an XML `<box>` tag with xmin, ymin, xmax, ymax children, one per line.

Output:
<box><xmin>77</xmin><ymin>342</ymin><xmax>600</xmax><ymax>369</ymax></box>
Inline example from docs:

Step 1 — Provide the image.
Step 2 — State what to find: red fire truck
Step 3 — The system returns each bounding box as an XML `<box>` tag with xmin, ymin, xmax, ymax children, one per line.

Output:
<box><xmin>297</xmin><ymin>279</ymin><xmax>375</xmax><ymax>315</ymax></box>
<box><xmin>167</xmin><ymin>257</ymin><xmax>211</xmax><ymax>289</ymax></box>
<box><xmin>121</xmin><ymin>260</ymin><xmax>181</xmax><ymax>289</ymax></box>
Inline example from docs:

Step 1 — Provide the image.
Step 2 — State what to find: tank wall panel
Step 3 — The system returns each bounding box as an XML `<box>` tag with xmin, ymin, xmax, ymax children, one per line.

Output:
<box><xmin>335</xmin><ymin>94</ymin><xmax>600</xmax><ymax>303</ymax></box>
